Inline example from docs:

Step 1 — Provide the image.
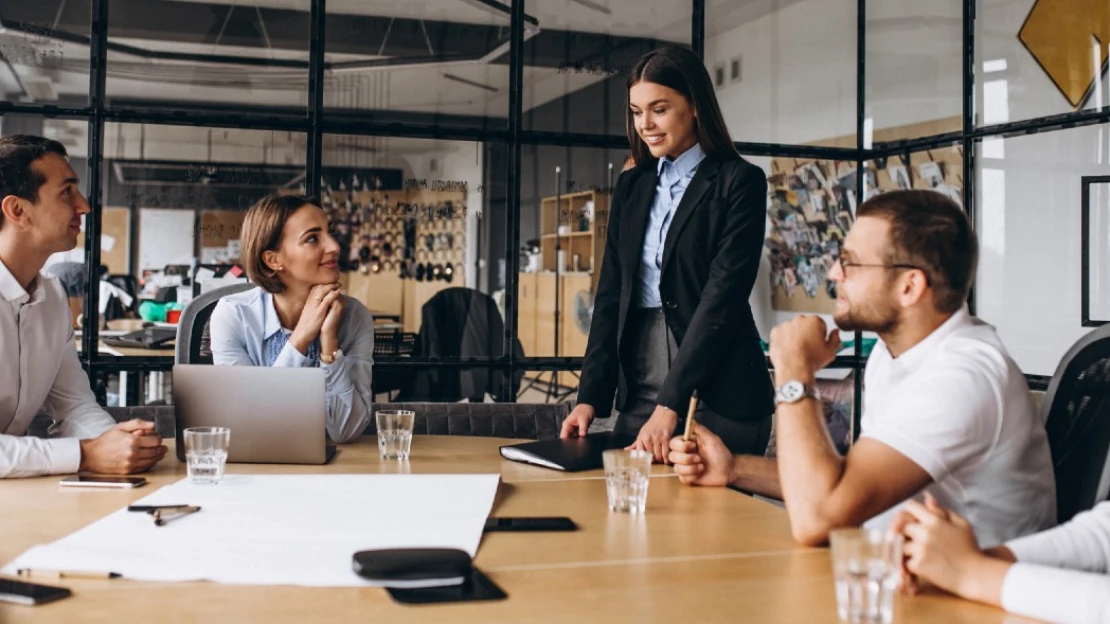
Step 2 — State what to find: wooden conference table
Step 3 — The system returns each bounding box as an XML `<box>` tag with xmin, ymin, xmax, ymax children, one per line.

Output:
<box><xmin>0</xmin><ymin>436</ymin><xmax>1040</xmax><ymax>623</ymax></box>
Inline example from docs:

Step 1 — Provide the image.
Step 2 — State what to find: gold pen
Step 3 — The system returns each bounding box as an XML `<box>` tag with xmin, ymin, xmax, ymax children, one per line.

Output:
<box><xmin>17</xmin><ymin>568</ymin><xmax>122</xmax><ymax>580</ymax></box>
<box><xmin>153</xmin><ymin>505</ymin><xmax>201</xmax><ymax>526</ymax></box>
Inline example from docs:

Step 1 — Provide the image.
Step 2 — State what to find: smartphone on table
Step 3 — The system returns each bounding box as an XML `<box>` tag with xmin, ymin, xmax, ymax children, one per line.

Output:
<box><xmin>0</xmin><ymin>578</ymin><xmax>72</xmax><ymax>605</ymax></box>
<box><xmin>58</xmin><ymin>475</ymin><xmax>146</xmax><ymax>489</ymax></box>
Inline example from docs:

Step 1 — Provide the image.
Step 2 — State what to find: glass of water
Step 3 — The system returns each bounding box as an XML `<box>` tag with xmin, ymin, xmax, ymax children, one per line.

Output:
<box><xmin>603</xmin><ymin>449</ymin><xmax>651</xmax><ymax>514</ymax></box>
<box><xmin>829</xmin><ymin>528</ymin><xmax>904</xmax><ymax>624</ymax></box>
<box><xmin>376</xmin><ymin>410</ymin><xmax>415</xmax><ymax>460</ymax></box>
<box><xmin>183</xmin><ymin>427</ymin><xmax>230</xmax><ymax>485</ymax></box>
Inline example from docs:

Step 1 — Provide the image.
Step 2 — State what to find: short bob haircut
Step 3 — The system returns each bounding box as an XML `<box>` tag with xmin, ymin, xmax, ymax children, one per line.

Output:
<box><xmin>625</xmin><ymin>46</ymin><xmax>740</xmax><ymax>166</ymax></box>
<box><xmin>240</xmin><ymin>193</ymin><xmax>320</xmax><ymax>294</ymax></box>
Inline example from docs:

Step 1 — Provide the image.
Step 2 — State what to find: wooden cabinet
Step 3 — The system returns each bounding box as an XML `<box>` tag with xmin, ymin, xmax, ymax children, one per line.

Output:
<box><xmin>519</xmin><ymin>190</ymin><xmax>612</xmax><ymax>390</ymax></box>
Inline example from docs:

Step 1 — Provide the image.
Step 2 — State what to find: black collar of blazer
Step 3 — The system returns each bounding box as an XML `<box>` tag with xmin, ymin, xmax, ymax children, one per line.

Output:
<box><xmin>623</xmin><ymin>157</ymin><xmax>722</xmax><ymax>276</ymax></box>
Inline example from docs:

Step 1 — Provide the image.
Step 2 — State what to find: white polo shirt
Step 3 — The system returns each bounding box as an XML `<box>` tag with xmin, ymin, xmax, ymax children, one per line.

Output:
<box><xmin>0</xmin><ymin>258</ymin><xmax>116</xmax><ymax>478</ymax></box>
<box><xmin>860</xmin><ymin>307</ymin><xmax>1056</xmax><ymax>546</ymax></box>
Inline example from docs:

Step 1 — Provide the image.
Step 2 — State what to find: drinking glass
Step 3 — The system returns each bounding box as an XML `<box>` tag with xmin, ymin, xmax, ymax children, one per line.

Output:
<box><xmin>829</xmin><ymin>528</ymin><xmax>904</xmax><ymax>623</ymax></box>
<box><xmin>602</xmin><ymin>449</ymin><xmax>651</xmax><ymax>513</ymax></box>
<box><xmin>183</xmin><ymin>427</ymin><xmax>230</xmax><ymax>485</ymax></box>
<box><xmin>376</xmin><ymin>410</ymin><xmax>415</xmax><ymax>460</ymax></box>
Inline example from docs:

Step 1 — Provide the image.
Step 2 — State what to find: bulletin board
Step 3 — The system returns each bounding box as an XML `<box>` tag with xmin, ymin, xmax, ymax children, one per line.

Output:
<box><xmin>767</xmin><ymin>116</ymin><xmax>965</xmax><ymax>314</ymax></box>
<box><xmin>76</xmin><ymin>206</ymin><xmax>130</xmax><ymax>274</ymax></box>
<box><xmin>199</xmin><ymin>210</ymin><xmax>246</xmax><ymax>264</ymax></box>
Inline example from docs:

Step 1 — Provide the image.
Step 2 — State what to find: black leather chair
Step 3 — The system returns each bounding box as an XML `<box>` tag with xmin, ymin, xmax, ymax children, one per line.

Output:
<box><xmin>1042</xmin><ymin>323</ymin><xmax>1110</xmax><ymax>523</ymax></box>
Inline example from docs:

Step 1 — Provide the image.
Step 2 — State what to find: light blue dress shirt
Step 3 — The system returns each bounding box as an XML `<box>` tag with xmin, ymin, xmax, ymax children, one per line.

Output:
<box><xmin>208</xmin><ymin>286</ymin><xmax>375</xmax><ymax>443</ymax></box>
<box><xmin>636</xmin><ymin>143</ymin><xmax>706</xmax><ymax>308</ymax></box>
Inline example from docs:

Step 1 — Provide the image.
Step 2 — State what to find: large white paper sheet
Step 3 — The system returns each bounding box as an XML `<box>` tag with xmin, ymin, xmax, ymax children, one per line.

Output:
<box><xmin>3</xmin><ymin>474</ymin><xmax>500</xmax><ymax>587</ymax></box>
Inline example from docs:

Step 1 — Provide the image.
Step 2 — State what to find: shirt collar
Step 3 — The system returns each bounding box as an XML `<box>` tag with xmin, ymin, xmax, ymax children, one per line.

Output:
<box><xmin>0</xmin><ymin>257</ymin><xmax>37</xmax><ymax>304</ymax></box>
<box><xmin>261</xmin><ymin>290</ymin><xmax>285</xmax><ymax>340</ymax></box>
<box><xmin>890</xmin><ymin>305</ymin><xmax>972</xmax><ymax>372</ymax></box>
<box><xmin>656</xmin><ymin>143</ymin><xmax>706</xmax><ymax>180</ymax></box>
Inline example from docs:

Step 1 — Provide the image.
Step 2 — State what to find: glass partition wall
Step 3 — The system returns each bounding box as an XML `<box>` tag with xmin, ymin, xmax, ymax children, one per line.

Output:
<box><xmin>3</xmin><ymin>0</ymin><xmax>1100</xmax><ymax>416</ymax></box>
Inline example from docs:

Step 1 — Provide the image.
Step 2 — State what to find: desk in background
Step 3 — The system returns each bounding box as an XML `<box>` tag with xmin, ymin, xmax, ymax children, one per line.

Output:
<box><xmin>0</xmin><ymin>436</ymin><xmax>1039</xmax><ymax>623</ymax></box>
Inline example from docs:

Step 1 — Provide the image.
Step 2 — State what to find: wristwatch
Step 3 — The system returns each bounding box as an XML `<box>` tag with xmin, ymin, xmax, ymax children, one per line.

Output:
<box><xmin>774</xmin><ymin>380</ymin><xmax>820</xmax><ymax>405</ymax></box>
<box><xmin>320</xmin><ymin>349</ymin><xmax>342</xmax><ymax>365</ymax></box>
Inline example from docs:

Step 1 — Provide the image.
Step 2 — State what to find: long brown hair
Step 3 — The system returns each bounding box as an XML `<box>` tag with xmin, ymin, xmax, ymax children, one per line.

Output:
<box><xmin>625</xmin><ymin>46</ymin><xmax>739</xmax><ymax>166</ymax></box>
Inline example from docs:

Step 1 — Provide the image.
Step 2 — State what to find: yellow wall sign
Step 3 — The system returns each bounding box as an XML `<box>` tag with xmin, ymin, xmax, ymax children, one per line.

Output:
<box><xmin>1019</xmin><ymin>0</ymin><xmax>1110</xmax><ymax>108</ymax></box>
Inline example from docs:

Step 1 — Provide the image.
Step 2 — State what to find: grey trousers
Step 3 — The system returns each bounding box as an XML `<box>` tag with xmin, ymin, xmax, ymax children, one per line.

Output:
<box><xmin>614</xmin><ymin>308</ymin><xmax>771</xmax><ymax>456</ymax></box>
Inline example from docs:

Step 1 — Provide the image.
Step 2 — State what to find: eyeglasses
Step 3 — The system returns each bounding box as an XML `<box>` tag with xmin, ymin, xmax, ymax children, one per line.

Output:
<box><xmin>836</xmin><ymin>249</ymin><xmax>931</xmax><ymax>285</ymax></box>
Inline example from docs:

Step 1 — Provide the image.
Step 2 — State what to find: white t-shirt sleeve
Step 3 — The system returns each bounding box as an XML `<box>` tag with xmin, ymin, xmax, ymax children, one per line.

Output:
<box><xmin>860</xmin><ymin>361</ymin><xmax>999</xmax><ymax>481</ymax></box>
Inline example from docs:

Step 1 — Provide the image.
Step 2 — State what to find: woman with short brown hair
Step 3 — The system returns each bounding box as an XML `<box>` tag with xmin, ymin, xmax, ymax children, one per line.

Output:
<box><xmin>208</xmin><ymin>194</ymin><xmax>374</xmax><ymax>443</ymax></box>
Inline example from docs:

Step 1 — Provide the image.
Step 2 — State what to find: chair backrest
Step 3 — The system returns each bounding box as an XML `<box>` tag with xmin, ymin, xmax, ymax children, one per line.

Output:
<box><xmin>175</xmin><ymin>282</ymin><xmax>254</xmax><ymax>364</ymax></box>
<box><xmin>1042</xmin><ymin>323</ymin><xmax>1110</xmax><ymax>523</ymax></box>
<box><xmin>398</xmin><ymin>287</ymin><xmax>523</xmax><ymax>402</ymax></box>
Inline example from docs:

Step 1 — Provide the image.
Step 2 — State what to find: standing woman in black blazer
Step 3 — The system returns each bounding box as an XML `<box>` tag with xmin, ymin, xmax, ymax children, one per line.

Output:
<box><xmin>560</xmin><ymin>46</ymin><xmax>774</xmax><ymax>462</ymax></box>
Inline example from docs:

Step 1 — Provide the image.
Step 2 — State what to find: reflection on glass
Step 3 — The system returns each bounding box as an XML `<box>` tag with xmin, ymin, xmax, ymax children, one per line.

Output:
<box><xmin>705</xmin><ymin>0</ymin><xmax>856</xmax><ymax>145</ymax></box>
<box><xmin>325</xmin><ymin>1</ymin><xmax>511</xmax><ymax>127</ymax></box>
<box><xmin>865</xmin><ymin>1</ymin><xmax>963</xmax><ymax>142</ymax></box>
<box><xmin>321</xmin><ymin>134</ymin><xmax>510</xmax><ymax>368</ymax></box>
<box><xmin>974</xmin><ymin>127</ymin><xmax>1108</xmax><ymax>376</ymax></box>
<box><xmin>0</xmin><ymin>1</ymin><xmax>90</xmax><ymax>106</ymax></box>
<box><xmin>518</xmin><ymin>146</ymin><xmax>625</xmax><ymax>368</ymax></box>
<box><xmin>106</xmin><ymin>0</ymin><xmax>310</xmax><ymax>112</ymax></box>
<box><xmin>523</xmin><ymin>1</ymin><xmax>690</xmax><ymax>135</ymax></box>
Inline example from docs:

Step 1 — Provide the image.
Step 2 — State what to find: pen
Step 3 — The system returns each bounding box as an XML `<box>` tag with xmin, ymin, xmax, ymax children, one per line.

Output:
<box><xmin>17</xmin><ymin>568</ymin><xmax>121</xmax><ymax>580</ymax></box>
<box><xmin>128</xmin><ymin>504</ymin><xmax>197</xmax><ymax>513</ymax></box>
<box><xmin>682</xmin><ymin>392</ymin><xmax>699</xmax><ymax>441</ymax></box>
<box><xmin>153</xmin><ymin>505</ymin><xmax>201</xmax><ymax>526</ymax></box>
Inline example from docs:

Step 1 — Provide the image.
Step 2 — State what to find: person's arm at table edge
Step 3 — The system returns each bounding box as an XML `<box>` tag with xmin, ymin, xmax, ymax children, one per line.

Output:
<box><xmin>769</xmin><ymin>319</ymin><xmax>933</xmax><ymax>547</ymax></box>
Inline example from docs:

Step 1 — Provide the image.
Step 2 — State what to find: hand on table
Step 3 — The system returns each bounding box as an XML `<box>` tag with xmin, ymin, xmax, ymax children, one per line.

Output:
<box><xmin>79</xmin><ymin>419</ymin><xmax>168</xmax><ymax>474</ymax></box>
<box><xmin>560</xmin><ymin>404</ymin><xmax>595</xmax><ymax>438</ymax></box>
<box><xmin>627</xmin><ymin>405</ymin><xmax>678</xmax><ymax>463</ymax></box>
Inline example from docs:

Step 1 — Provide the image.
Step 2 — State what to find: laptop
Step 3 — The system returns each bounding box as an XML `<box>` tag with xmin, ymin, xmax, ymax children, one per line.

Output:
<box><xmin>172</xmin><ymin>365</ymin><xmax>338</xmax><ymax>465</ymax></box>
<box><xmin>499</xmin><ymin>432</ymin><xmax>636</xmax><ymax>472</ymax></box>
<box><xmin>103</xmin><ymin>326</ymin><xmax>176</xmax><ymax>350</ymax></box>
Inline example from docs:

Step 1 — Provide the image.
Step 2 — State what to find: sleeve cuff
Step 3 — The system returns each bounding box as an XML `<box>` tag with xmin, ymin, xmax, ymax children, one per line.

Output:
<box><xmin>274</xmin><ymin>341</ymin><xmax>309</xmax><ymax>367</ymax></box>
<box><xmin>323</xmin><ymin>351</ymin><xmax>354</xmax><ymax>395</ymax></box>
<box><xmin>52</xmin><ymin>437</ymin><xmax>83</xmax><ymax>474</ymax></box>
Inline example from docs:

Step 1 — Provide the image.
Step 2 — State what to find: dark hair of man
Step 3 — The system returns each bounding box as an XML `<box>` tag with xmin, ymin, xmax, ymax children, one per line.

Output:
<box><xmin>625</xmin><ymin>46</ymin><xmax>740</xmax><ymax>166</ymax></box>
<box><xmin>0</xmin><ymin>135</ymin><xmax>69</xmax><ymax>228</ymax></box>
<box><xmin>856</xmin><ymin>189</ymin><xmax>978</xmax><ymax>314</ymax></box>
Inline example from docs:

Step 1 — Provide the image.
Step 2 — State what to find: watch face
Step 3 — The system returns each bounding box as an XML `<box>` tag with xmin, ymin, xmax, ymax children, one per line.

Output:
<box><xmin>779</xmin><ymin>380</ymin><xmax>804</xmax><ymax>402</ymax></box>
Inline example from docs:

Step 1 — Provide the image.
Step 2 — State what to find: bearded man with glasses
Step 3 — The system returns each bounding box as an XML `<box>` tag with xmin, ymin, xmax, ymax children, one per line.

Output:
<box><xmin>668</xmin><ymin>189</ymin><xmax>1056</xmax><ymax>548</ymax></box>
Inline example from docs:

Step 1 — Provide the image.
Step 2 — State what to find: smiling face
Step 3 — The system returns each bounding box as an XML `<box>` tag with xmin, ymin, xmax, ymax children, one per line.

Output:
<box><xmin>263</xmin><ymin>204</ymin><xmax>341</xmax><ymax>290</ymax></box>
<box><xmin>628</xmin><ymin>80</ymin><xmax>698</xmax><ymax>160</ymax></box>
<box><xmin>14</xmin><ymin>152</ymin><xmax>90</xmax><ymax>253</ymax></box>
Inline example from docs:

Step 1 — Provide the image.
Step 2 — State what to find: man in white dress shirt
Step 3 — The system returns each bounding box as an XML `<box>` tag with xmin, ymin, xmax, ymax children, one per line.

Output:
<box><xmin>0</xmin><ymin>134</ymin><xmax>167</xmax><ymax>478</ymax></box>
<box><xmin>669</xmin><ymin>189</ymin><xmax>1056</xmax><ymax>547</ymax></box>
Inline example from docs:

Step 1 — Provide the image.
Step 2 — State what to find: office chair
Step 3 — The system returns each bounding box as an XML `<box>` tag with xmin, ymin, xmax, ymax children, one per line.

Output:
<box><xmin>395</xmin><ymin>287</ymin><xmax>524</xmax><ymax>402</ymax></box>
<box><xmin>1042</xmin><ymin>323</ymin><xmax>1110</xmax><ymax>523</ymax></box>
<box><xmin>174</xmin><ymin>282</ymin><xmax>254</xmax><ymax>365</ymax></box>
<box><xmin>105</xmin><ymin>274</ymin><xmax>140</xmax><ymax>316</ymax></box>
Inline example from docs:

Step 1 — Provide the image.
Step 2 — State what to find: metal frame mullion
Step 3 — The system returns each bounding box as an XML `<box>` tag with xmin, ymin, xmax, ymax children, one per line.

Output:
<box><xmin>505</xmin><ymin>0</ymin><xmax>525</xmax><ymax>399</ymax></box>
<box><xmin>82</xmin><ymin>0</ymin><xmax>109</xmax><ymax>389</ymax></box>
<box><xmin>692</xmin><ymin>0</ymin><xmax>705</xmax><ymax>58</ymax></box>
<box><xmin>305</xmin><ymin>0</ymin><xmax>327</xmax><ymax>197</ymax></box>
<box><xmin>852</xmin><ymin>0</ymin><xmax>867</xmax><ymax>440</ymax></box>
<box><xmin>963</xmin><ymin>0</ymin><xmax>977</xmax><ymax>315</ymax></box>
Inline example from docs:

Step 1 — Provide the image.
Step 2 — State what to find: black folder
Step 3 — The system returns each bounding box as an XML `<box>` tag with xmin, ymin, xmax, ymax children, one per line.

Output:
<box><xmin>498</xmin><ymin>432</ymin><xmax>637</xmax><ymax>472</ymax></box>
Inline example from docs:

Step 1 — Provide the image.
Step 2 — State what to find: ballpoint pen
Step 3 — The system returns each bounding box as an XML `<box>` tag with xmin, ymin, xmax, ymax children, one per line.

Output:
<box><xmin>128</xmin><ymin>504</ymin><xmax>198</xmax><ymax>513</ymax></box>
<box><xmin>152</xmin><ymin>506</ymin><xmax>201</xmax><ymax>526</ymax></box>
<box><xmin>17</xmin><ymin>568</ymin><xmax>121</xmax><ymax>580</ymax></box>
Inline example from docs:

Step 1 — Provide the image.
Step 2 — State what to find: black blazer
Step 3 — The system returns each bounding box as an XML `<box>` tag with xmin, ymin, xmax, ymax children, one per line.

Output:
<box><xmin>576</xmin><ymin>156</ymin><xmax>774</xmax><ymax>423</ymax></box>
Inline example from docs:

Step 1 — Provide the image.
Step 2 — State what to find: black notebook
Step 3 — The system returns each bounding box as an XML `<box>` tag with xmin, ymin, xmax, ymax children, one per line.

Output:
<box><xmin>499</xmin><ymin>432</ymin><xmax>636</xmax><ymax>472</ymax></box>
